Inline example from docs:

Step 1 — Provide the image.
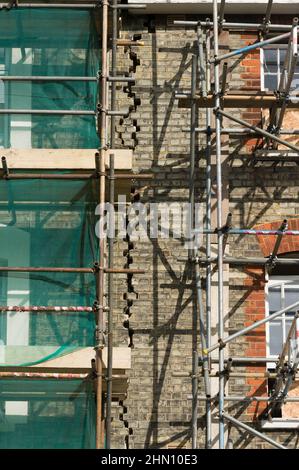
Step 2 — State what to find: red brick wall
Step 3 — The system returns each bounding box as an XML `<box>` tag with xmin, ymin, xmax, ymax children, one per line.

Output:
<box><xmin>239</xmin><ymin>33</ymin><xmax>263</xmax><ymax>151</ymax></box>
<box><xmin>239</xmin><ymin>37</ymin><xmax>267</xmax><ymax>417</ymax></box>
<box><xmin>255</xmin><ymin>219</ymin><xmax>299</xmax><ymax>256</ymax></box>
<box><xmin>243</xmin><ymin>268</ymin><xmax>267</xmax><ymax>418</ymax></box>
<box><xmin>242</xmin><ymin>218</ymin><xmax>299</xmax><ymax>419</ymax></box>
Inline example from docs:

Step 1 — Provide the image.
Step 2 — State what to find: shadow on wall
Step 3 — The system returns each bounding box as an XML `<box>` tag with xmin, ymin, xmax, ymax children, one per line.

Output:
<box><xmin>142</xmin><ymin>19</ymin><xmax>199</xmax><ymax>448</ymax></box>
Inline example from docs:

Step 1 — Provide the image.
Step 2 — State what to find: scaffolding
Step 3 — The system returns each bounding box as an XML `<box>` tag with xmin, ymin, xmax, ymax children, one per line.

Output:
<box><xmin>1</xmin><ymin>0</ymin><xmax>299</xmax><ymax>451</ymax></box>
<box><xmin>174</xmin><ymin>0</ymin><xmax>299</xmax><ymax>450</ymax></box>
<box><xmin>0</xmin><ymin>0</ymin><xmax>147</xmax><ymax>449</ymax></box>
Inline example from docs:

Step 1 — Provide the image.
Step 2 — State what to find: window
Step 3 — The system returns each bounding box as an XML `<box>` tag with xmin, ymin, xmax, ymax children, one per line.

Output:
<box><xmin>266</xmin><ymin>276</ymin><xmax>299</xmax><ymax>365</ymax></box>
<box><xmin>0</xmin><ymin>178</ymin><xmax>97</xmax><ymax>367</ymax></box>
<box><xmin>0</xmin><ymin>9</ymin><xmax>100</xmax><ymax>149</ymax></box>
<box><xmin>0</xmin><ymin>379</ymin><xmax>96</xmax><ymax>449</ymax></box>
<box><xmin>261</xmin><ymin>46</ymin><xmax>299</xmax><ymax>93</ymax></box>
<box><xmin>264</xmin><ymin>275</ymin><xmax>299</xmax><ymax>426</ymax></box>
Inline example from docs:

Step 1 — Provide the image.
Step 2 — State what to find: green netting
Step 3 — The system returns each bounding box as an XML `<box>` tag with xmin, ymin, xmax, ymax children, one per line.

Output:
<box><xmin>0</xmin><ymin>379</ymin><xmax>96</xmax><ymax>449</ymax></box>
<box><xmin>0</xmin><ymin>176</ymin><xmax>98</xmax><ymax>366</ymax></box>
<box><xmin>0</xmin><ymin>8</ymin><xmax>100</xmax><ymax>148</ymax></box>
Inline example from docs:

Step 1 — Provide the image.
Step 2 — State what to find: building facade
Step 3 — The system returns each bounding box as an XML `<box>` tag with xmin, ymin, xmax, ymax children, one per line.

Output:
<box><xmin>0</xmin><ymin>0</ymin><xmax>299</xmax><ymax>449</ymax></box>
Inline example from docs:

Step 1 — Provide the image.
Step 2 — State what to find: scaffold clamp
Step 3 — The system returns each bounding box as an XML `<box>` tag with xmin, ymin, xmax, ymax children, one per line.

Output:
<box><xmin>218</xmin><ymin>339</ymin><xmax>226</xmax><ymax>350</ymax></box>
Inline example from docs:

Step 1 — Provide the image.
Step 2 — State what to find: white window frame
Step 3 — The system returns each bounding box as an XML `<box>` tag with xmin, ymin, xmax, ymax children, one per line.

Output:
<box><xmin>264</xmin><ymin>274</ymin><xmax>299</xmax><ymax>427</ymax></box>
<box><xmin>265</xmin><ymin>274</ymin><xmax>299</xmax><ymax>368</ymax></box>
<box><xmin>261</xmin><ymin>45</ymin><xmax>299</xmax><ymax>93</ymax></box>
<box><xmin>260</xmin><ymin>47</ymin><xmax>265</xmax><ymax>91</ymax></box>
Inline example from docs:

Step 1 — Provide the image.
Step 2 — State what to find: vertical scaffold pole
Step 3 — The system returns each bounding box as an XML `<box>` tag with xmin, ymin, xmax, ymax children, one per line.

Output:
<box><xmin>263</xmin><ymin>0</ymin><xmax>273</xmax><ymax>27</ymax></box>
<box><xmin>205</xmin><ymin>21</ymin><xmax>212</xmax><ymax>449</ymax></box>
<box><xmin>111</xmin><ymin>0</ymin><xmax>118</xmax><ymax>148</ymax></box>
<box><xmin>96</xmin><ymin>0</ymin><xmax>109</xmax><ymax>449</ymax></box>
<box><xmin>106</xmin><ymin>0</ymin><xmax>118</xmax><ymax>449</ymax></box>
<box><xmin>213</xmin><ymin>0</ymin><xmax>225</xmax><ymax>449</ymax></box>
<box><xmin>106</xmin><ymin>153</ymin><xmax>115</xmax><ymax>449</ymax></box>
<box><xmin>190</xmin><ymin>54</ymin><xmax>198</xmax><ymax>449</ymax></box>
<box><xmin>195</xmin><ymin>23</ymin><xmax>212</xmax><ymax>448</ymax></box>
<box><xmin>197</xmin><ymin>24</ymin><xmax>207</xmax><ymax>97</ymax></box>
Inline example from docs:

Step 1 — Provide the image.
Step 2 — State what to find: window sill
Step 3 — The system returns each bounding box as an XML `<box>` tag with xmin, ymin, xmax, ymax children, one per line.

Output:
<box><xmin>261</xmin><ymin>419</ymin><xmax>299</xmax><ymax>429</ymax></box>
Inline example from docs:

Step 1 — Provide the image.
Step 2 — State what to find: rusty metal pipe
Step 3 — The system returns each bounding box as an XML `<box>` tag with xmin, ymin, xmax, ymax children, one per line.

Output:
<box><xmin>0</xmin><ymin>305</ymin><xmax>93</xmax><ymax>312</ymax></box>
<box><xmin>0</xmin><ymin>266</ymin><xmax>145</xmax><ymax>274</ymax></box>
<box><xmin>0</xmin><ymin>172</ymin><xmax>153</xmax><ymax>180</ymax></box>
<box><xmin>0</xmin><ymin>266</ymin><xmax>93</xmax><ymax>273</ymax></box>
<box><xmin>0</xmin><ymin>372</ymin><xmax>90</xmax><ymax>379</ymax></box>
<box><xmin>95</xmin><ymin>0</ymin><xmax>108</xmax><ymax>449</ymax></box>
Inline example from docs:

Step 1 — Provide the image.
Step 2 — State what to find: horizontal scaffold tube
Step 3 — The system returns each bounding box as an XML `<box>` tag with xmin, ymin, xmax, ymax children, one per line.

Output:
<box><xmin>0</xmin><ymin>266</ymin><xmax>93</xmax><ymax>273</ymax></box>
<box><xmin>224</xmin><ymin>256</ymin><xmax>298</xmax><ymax>266</ymax></box>
<box><xmin>0</xmin><ymin>3</ymin><xmax>99</xmax><ymax>8</ymax></box>
<box><xmin>0</xmin><ymin>0</ymin><xmax>143</xmax><ymax>13</ymax></box>
<box><xmin>0</xmin><ymin>109</ymin><xmax>95</xmax><ymax>115</ymax></box>
<box><xmin>0</xmin><ymin>305</ymin><xmax>93</xmax><ymax>312</ymax></box>
<box><xmin>196</xmin><ymin>395</ymin><xmax>299</xmax><ymax>402</ymax></box>
<box><xmin>173</xmin><ymin>20</ymin><xmax>295</xmax><ymax>31</ymax></box>
<box><xmin>111</xmin><ymin>4</ymin><xmax>146</xmax><ymax>9</ymax></box>
<box><xmin>193</xmin><ymin>228</ymin><xmax>299</xmax><ymax>235</ymax></box>
<box><xmin>212</xmin><ymin>372</ymin><xmax>299</xmax><ymax>379</ymax></box>
<box><xmin>210</xmin><ymin>356</ymin><xmax>278</xmax><ymax>363</ymax></box>
<box><xmin>177</xmin><ymin>256</ymin><xmax>299</xmax><ymax>266</ymax></box>
<box><xmin>0</xmin><ymin>372</ymin><xmax>90</xmax><ymax>379</ymax></box>
<box><xmin>0</xmin><ymin>172</ymin><xmax>153</xmax><ymax>180</ymax></box>
<box><xmin>176</xmin><ymin>94</ymin><xmax>299</xmax><ymax>109</ymax></box>
<box><xmin>183</xmin><ymin>127</ymin><xmax>299</xmax><ymax>135</ymax></box>
<box><xmin>0</xmin><ymin>266</ymin><xmax>145</xmax><ymax>274</ymax></box>
<box><xmin>0</xmin><ymin>76</ymin><xmax>97</xmax><ymax>81</ymax></box>
<box><xmin>174</xmin><ymin>371</ymin><xmax>299</xmax><ymax>379</ymax></box>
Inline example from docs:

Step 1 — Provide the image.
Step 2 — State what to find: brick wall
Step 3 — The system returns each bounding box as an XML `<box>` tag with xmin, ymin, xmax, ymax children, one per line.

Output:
<box><xmin>243</xmin><ymin>268</ymin><xmax>267</xmax><ymax>419</ymax></box>
<box><xmin>255</xmin><ymin>219</ymin><xmax>299</xmax><ymax>256</ymax></box>
<box><xmin>110</xmin><ymin>13</ymin><xmax>299</xmax><ymax>449</ymax></box>
<box><xmin>240</xmin><ymin>33</ymin><xmax>262</xmax><ymax>151</ymax></box>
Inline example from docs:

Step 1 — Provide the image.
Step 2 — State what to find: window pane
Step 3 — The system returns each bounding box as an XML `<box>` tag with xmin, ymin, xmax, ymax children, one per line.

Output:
<box><xmin>264</xmin><ymin>74</ymin><xmax>277</xmax><ymax>90</ymax></box>
<box><xmin>286</xmin><ymin>317</ymin><xmax>294</xmax><ymax>333</ymax></box>
<box><xmin>291</xmin><ymin>75</ymin><xmax>299</xmax><ymax>93</ymax></box>
<box><xmin>285</xmin><ymin>317</ymin><xmax>297</xmax><ymax>359</ymax></box>
<box><xmin>284</xmin><ymin>288</ymin><xmax>299</xmax><ymax>313</ymax></box>
<box><xmin>269</xmin><ymin>287</ymin><xmax>281</xmax><ymax>312</ymax></box>
<box><xmin>269</xmin><ymin>321</ymin><xmax>283</xmax><ymax>355</ymax></box>
<box><xmin>279</xmin><ymin>49</ymin><xmax>287</xmax><ymax>65</ymax></box>
<box><xmin>264</xmin><ymin>64</ymin><xmax>278</xmax><ymax>74</ymax></box>
<box><xmin>268</xmin><ymin>281</ymin><xmax>299</xmax><ymax>357</ymax></box>
<box><xmin>264</xmin><ymin>49</ymin><xmax>277</xmax><ymax>64</ymax></box>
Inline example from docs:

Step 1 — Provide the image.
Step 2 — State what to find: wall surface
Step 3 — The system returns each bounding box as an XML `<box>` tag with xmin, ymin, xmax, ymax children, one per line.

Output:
<box><xmin>110</xmin><ymin>12</ymin><xmax>299</xmax><ymax>449</ymax></box>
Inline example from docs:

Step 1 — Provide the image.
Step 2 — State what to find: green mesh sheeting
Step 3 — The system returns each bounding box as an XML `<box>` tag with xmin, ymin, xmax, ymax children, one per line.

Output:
<box><xmin>0</xmin><ymin>8</ymin><xmax>100</xmax><ymax>148</ymax></box>
<box><xmin>0</xmin><ymin>379</ymin><xmax>96</xmax><ymax>449</ymax></box>
<box><xmin>0</xmin><ymin>176</ymin><xmax>99</xmax><ymax>366</ymax></box>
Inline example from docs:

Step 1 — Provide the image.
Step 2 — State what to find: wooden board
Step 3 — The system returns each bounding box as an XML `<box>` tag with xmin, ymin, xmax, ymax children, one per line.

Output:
<box><xmin>1</xmin><ymin>148</ymin><xmax>133</xmax><ymax>170</ymax></box>
<box><xmin>31</xmin><ymin>347</ymin><xmax>131</xmax><ymax>371</ymax></box>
